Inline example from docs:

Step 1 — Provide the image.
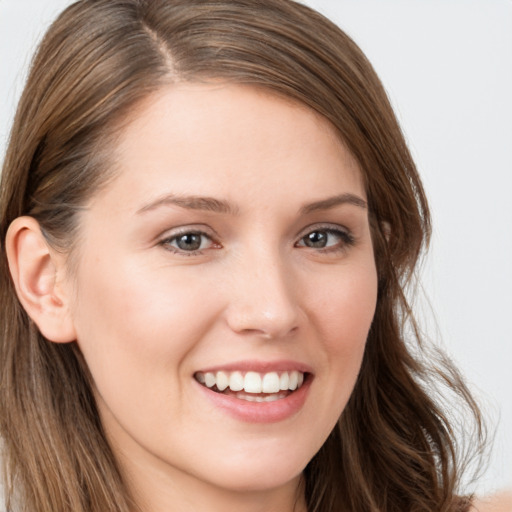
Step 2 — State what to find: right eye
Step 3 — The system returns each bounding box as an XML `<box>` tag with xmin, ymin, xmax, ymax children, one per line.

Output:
<box><xmin>160</xmin><ymin>231</ymin><xmax>216</xmax><ymax>255</ymax></box>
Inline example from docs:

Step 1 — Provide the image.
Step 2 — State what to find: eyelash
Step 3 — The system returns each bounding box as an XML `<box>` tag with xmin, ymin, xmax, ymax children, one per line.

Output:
<box><xmin>295</xmin><ymin>225</ymin><xmax>355</xmax><ymax>253</ymax></box>
<box><xmin>159</xmin><ymin>229</ymin><xmax>218</xmax><ymax>256</ymax></box>
<box><xmin>159</xmin><ymin>225</ymin><xmax>355</xmax><ymax>256</ymax></box>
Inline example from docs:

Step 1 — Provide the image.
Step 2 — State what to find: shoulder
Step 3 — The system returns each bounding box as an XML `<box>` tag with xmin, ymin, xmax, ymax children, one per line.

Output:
<box><xmin>471</xmin><ymin>491</ymin><xmax>512</xmax><ymax>512</ymax></box>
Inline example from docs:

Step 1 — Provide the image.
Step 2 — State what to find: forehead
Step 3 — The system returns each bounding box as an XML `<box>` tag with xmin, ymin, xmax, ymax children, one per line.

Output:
<box><xmin>90</xmin><ymin>83</ymin><xmax>365</xmax><ymax>214</ymax></box>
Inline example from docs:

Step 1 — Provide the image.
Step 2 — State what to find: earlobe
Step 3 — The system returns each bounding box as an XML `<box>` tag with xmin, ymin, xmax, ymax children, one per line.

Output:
<box><xmin>381</xmin><ymin>221</ymin><xmax>391</xmax><ymax>241</ymax></box>
<box><xmin>5</xmin><ymin>216</ymin><xmax>76</xmax><ymax>343</ymax></box>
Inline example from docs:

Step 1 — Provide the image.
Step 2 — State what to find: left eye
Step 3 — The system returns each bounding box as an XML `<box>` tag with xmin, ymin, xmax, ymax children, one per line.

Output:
<box><xmin>296</xmin><ymin>228</ymin><xmax>352</xmax><ymax>250</ymax></box>
<box><xmin>163</xmin><ymin>232</ymin><xmax>213</xmax><ymax>252</ymax></box>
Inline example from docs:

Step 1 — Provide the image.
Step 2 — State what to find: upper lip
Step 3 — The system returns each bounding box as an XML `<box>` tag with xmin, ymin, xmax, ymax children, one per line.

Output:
<box><xmin>195</xmin><ymin>360</ymin><xmax>313</xmax><ymax>375</ymax></box>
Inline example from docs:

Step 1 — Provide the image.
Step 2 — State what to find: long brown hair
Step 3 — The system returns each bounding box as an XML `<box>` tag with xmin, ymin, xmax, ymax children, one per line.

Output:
<box><xmin>0</xmin><ymin>1</ymin><xmax>484</xmax><ymax>511</ymax></box>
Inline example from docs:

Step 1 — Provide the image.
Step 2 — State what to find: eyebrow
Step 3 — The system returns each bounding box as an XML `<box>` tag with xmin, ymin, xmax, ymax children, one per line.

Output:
<box><xmin>136</xmin><ymin>192</ymin><xmax>367</xmax><ymax>216</ymax></box>
<box><xmin>137</xmin><ymin>194</ymin><xmax>239</xmax><ymax>215</ymax></box>
<box><xmin>299</xmin><ymin>193</ymin><xmax>367</xmax><ymax>214</ymax></box>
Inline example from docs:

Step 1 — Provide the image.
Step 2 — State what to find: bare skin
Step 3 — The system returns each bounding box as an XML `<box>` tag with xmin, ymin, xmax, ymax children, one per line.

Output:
<box><xmin>473</xmin><ymin>491</ymin><xmax>512</xmax><ymax>512</ymax></box>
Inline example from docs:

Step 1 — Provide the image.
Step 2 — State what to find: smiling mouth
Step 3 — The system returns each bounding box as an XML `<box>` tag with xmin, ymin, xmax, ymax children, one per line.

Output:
<box><xmin>194</xmin><ymin>370</ymin><xmax>306</xmax><ymax>402</ymax></box>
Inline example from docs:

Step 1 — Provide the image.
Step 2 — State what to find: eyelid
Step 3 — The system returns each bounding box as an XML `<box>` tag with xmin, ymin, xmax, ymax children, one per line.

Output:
<box><xmin>158</xmin><ymin>225</ymin><xmax>221</xmax><ymax>255</ymax></box>
<box><xmin>295</xmin><ymin>222</ymin><xmax>351</xmax><ymax>240</ymax></box>
<box><xmin>157</xmin><ymin>224</ymin><xmax>218</xmax><ymax>241</ymax></box>
<box><xmin>294</xmin><ymin>223</ymin><xmax>355</xmax><ymax>252</ymax></box>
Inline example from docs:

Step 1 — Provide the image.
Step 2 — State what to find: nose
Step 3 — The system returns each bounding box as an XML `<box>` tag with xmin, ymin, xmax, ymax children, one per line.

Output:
<box><xmin>224</xmin><ymin>249</ymin><xmax>301</xmax><ymax>340</ymax></box>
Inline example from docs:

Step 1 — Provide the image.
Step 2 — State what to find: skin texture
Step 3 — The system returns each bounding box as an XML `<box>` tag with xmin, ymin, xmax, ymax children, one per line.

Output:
<box><xmin>473</xmin><ymin>492</ymin><xmax>512</xmax><ymax>512</ymax></box>
<box><xmin>9</xmin><ymin>84</ymin><xmax>379</xmax><ymax>512</ymax></box>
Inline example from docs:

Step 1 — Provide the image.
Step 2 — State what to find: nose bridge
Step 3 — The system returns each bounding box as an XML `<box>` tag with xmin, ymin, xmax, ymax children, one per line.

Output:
<box><xmin>226</xmin><ymin>242</ymin><xmax>300</xmax><ymax>339</ymax></box>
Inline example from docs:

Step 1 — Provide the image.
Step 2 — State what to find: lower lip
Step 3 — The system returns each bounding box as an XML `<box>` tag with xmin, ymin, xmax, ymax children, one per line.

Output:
<box><xmin>196</xmin><ymin>377</ymin><xmax>312</xmax><ymax>423</ymax></box>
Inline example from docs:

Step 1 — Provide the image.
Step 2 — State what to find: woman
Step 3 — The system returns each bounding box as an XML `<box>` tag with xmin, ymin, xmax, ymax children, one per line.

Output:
<box><xmin>0</xmin><ymin>0</ymin><xmax>488</xmax><ymax>511</ymax></box>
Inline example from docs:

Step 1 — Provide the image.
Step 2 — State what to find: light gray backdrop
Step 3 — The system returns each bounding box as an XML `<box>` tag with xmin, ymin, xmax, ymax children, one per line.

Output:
<box><xmin>1</xmin><ymin>0</ymin><xmax>511</xmax><ymax>496</ymax></box>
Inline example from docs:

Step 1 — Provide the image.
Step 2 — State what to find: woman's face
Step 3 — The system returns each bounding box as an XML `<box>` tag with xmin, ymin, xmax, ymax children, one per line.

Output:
<box><xmin>65</xmin><ymin>84</ymin><xmax>378</xmax><ymax>502</ymax></box>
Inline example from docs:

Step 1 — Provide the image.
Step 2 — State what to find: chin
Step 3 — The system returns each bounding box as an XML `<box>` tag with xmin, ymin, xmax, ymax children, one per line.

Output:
<box><xmin>197</xmin><ymin>441</ymin><xmax>312</xmax><ymax>493</ymax></box>
<box><xmin>209</xmin><ymin>463</ymin><xmax>304</xmax><ymax>493</ymax></box>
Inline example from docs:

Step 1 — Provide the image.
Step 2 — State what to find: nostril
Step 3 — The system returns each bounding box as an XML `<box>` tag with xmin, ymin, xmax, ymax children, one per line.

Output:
<box><xmin>225</xmin><ymin>307</ymin><xmax>300</xmax><ymax>339</ymax></box>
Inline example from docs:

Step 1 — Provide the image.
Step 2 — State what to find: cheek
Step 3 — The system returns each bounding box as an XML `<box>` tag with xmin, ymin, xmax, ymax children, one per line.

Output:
<box><xmin>306</xmin><ymin>259</ymin><xmax>377</xmax><ymax>411</ymax></box>
<box><xmin>311</xmin><ymin>261</ymin><xmax>378</xmax><ymax>353</ymax></box>
<box><xmin>69</xmin><ymin>252</ymin><xmax>221</xmax><ymax>387</ymax></box>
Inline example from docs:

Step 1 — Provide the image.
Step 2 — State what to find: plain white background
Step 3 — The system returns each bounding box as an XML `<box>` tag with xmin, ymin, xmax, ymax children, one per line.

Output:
<box><xmin>1</xmin><ymin>0</ymin><xmax>511</xmax><ymax>496</ymax></box>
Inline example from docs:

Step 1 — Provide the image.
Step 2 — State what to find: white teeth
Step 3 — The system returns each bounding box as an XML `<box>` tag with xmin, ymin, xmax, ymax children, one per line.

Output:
<box><xmin>229</xmin><ymin>371</ymin><xmax>244</xmax><ymax>392</ymax></box>
<box><xmin>262</xmin><ymin>372</ymin><xmax>280</xmax><ymax>393</ymax></box>
<box><xmin>244</xmin><ymin>372</ymin><xmax>262</xmax><ymax>393</ymax></box>
<box><xmin>195</xmin><ymin>370</ymin><xmax>306</xmax><ymax>394</ymax></box>
<box><xmin>288</xmin><ymin>371</ymin><xmax>299</xmax><ymax>391</ymax></box>
<box><xmin>205</xmin><ymin>372</ymin><xmax>216</xmax><ymax>388</ymax></box>
<box><xmin>279</xmin><ymin>372</ymin><xmax>289</xmax><ymax>391</ymax></box>
<box><xmin>216</xmin><ymin>371</ymin><xmax>229</xmax><ymax>391</ymax></box>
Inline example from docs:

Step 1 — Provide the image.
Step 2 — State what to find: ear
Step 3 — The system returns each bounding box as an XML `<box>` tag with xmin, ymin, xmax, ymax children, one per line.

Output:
<box><xmin>381</xmin><ymin>221</ymin><xmax>391</xmax><ymax>241</ymax></box>
<box><xmin>5</xmin><ymin>216</ymin><xmax>77</xmax><ymax>343</ymax></box>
